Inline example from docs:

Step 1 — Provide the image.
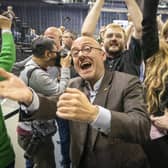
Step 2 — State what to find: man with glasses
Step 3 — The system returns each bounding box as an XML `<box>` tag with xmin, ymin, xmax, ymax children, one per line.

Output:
<box><xmin>61</xmin><ymin>29</ymin><xmax>78</xmax><ymax>78</ymax></box>
<box><xmin>62</xmin><ymin>29</ymin><xmax>77</xmax><ymax>51</ymax></box>
<box><xmin>0</xmin><ymin>36</ymin><xmax>150</xmax><ymax>168</ymax></box>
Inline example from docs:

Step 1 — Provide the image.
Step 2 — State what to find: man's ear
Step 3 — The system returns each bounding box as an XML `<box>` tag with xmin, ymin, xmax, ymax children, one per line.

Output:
<box><xmin>45</xmin><ymin>50</ymin><xmax>50</xmax><ymax>57</ymax></box>
<box><xmin>45</xmin><ymin>50</ymin><xmax>51</xmax><ymax>60</ymax></box>
<box><xmin>102</xmin><ymin>51</ymin><xmax>106</xmax><ymax>61</ymax></box>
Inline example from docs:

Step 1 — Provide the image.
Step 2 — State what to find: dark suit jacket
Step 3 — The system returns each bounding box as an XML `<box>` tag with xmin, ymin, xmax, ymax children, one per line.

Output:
<box><xmin>68</xmin><ymin>71</ymin><xmax>150</xmax><ymax>168</ymax></box>
<box><xmin>28</xmin><ymin>70</ymin><xmax>150</xmax><ymax>168</ymax></box>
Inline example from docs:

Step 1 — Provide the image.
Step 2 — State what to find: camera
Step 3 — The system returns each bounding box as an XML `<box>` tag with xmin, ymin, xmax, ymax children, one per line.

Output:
<box><xmin>55</xmin><ymin>48</ymin><xmax>69</xmax><ymax>67</ymax></box>
<box><xmin>60</xmin><ymin>47</ymin><xmax>69</xmax><ymax>58</ymax></box>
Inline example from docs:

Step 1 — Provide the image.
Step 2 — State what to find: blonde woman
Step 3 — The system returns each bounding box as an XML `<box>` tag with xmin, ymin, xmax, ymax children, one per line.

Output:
<box><xmin>143</xmin><ymin>40</ymin><xmax>168</xmax><ymax>168</ymax></box>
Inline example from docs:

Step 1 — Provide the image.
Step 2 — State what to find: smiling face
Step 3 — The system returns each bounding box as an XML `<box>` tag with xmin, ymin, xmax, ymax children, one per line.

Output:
<box><xmin>103</xmin><ymin>24</ymin><xmax>126</xmax><ymax>57</ymax></box>
<box><xmin>71</xmin><ymin>36</ymin><xmax>106</xmax><ymax>85</ymax></box>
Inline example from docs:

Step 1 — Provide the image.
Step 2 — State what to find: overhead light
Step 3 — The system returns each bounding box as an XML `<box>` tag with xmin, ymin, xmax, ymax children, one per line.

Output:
<box><xmin>158</xmin><ymin>1</ymin><xmax>168</xmax><ymax>8</ymax></box>
<box><xmin>42</xmin><ymin>0</ymin><xmax>63</xmax><ymax>4</ymax></box>
<box><xmin>42</xmin><ymin>0</ymin><xmax>73</xmax><ymax>4</ymax></box>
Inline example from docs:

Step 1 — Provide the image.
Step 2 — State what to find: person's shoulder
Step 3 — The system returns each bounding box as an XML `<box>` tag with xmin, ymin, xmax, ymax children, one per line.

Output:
<box><xmin>113</xmin><ymin>71</ymin><xmax>140</xmax><ymax>83</ymax></box>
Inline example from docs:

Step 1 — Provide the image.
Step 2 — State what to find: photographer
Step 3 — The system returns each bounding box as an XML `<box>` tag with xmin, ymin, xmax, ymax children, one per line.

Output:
<box><xmin>17</xmin><ymin>36</ymin><xmax>71</xmax><ymax>168</ymax></box>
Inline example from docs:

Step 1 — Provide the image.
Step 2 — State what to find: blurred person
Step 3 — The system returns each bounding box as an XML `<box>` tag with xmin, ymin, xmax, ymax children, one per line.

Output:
<box><xmin>62</xmin><ymin>29</ymin><xmax>77</xmax><ymax>51</ymax></box>
<box><xmin>13</xmin><ymin>26</ymin><xmax>72</xmax><ymax>168</ymax></box>
<box><xmin>0</xmin><ymin>36</ymin><xmax>150</xmax><ymax>168</ymax></box>
<box><xmin>0</xmin><ymin>15</ymin><xmax>16</xmax><ymax>168</ymax></box>
<box><xmin>17</xmin><ymin>36</ymin><xmax>71</xmax><ymax>168</ymax></box>
<box><xmin>97</xmin><ymin>25</ymin><xmax>106</xmax><ymax>46</ymax></box>
<box><xmin>44</xmin><ymin>26</ymin><xmax>62</xmax><ymax>52</ymax></box>
<box><xmin>141</xmin><ymin>0</ymin><xmax>168</xmax><ymax>167</ymax></box>
<box><xmin>61</xmin><ymin>29</ymin><xmax>78</xmax><ymax>77</ymax></box>
<box><xmin>143</xmin><ymin>40</ymin><xmax>168</xmax><ymax>168</ymax></box>
<box><xmin>2</xmin><ymin>6</ymin><xmax>16</xmax><ymax>21</ymax></box>
<box><xmin>2</xmin><ymin>6</ymin><xmax>16</xmax><ymax>35</ymax></box>
<box><xmin>30</xmin><ymin>28</ymin><xmax>38</xmax><ymax>41</ymax></box>
<box><xmin>12</xmin><ymin>26</ymin><xmax>62</xmax><ymax>76</ymax></box>
<box><xmin>59</xmin><ymin>25</ymin><xmax>65</xmax><ymax>34</ymax></box>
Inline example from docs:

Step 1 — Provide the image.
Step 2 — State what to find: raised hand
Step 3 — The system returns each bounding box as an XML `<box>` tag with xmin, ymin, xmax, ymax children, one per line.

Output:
<box><xmin>57</xmin><ymin>87</ymin><xmax>98</xmax><ymax>122</ymax></box>
<box><xmin>0</xmin><ymin>15</ymin><xmax>11</xmax><ymax>30</ymax></box>
<box><xmin>0</xmin><ymin>68</ymin><xmax>33</xmax><ymax>105</ymax></box>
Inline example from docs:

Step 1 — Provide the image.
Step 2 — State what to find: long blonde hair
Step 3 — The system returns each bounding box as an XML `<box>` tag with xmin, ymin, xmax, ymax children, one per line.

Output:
<box><xmin>144</xmin><ymin>40</ymin><xmax>168</xmax><ymax>114</ymax></box>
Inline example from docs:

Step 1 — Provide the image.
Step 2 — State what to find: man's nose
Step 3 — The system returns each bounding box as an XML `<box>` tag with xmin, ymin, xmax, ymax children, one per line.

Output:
<box><xmin>78</xmin><ymin>52</ymin><xmax>86</xmax><ymax>60</ymax></box>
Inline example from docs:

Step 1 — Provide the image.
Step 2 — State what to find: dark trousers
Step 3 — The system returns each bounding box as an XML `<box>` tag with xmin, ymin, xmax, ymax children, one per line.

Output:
<box><xmin>26</xmin><ymin>159</ymin><xmax>34</xmax><ymax>168</ymax></box>
<box><xmin>5</xmin><ymin>161</ymin><xmax>15</xmax><ymax>168</ymax></box>
<box><xmin>143</xmin><ymin>135</ymin><xmax>168</xmax><ymax>168</ymax></box>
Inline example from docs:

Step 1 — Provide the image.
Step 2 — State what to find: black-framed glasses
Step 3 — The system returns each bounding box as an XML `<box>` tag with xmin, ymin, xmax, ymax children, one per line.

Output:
<box><xmin>71</xmin><ymin>45</ymin><xmax>101</xmax><ymax>58</ymax></box>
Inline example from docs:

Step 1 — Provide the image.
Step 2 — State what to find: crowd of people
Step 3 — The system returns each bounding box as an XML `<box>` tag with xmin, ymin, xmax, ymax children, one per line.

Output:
<box><xmin>0</xmin><ymin>0</ymin><xmax>168</xmax><ymax>168</ymax></box>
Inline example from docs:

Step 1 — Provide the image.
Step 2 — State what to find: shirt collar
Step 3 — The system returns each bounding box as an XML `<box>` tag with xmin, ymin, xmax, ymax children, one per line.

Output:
<box><xmin>86</xmin><ymin>74</ymin><xmax>104</xmax><ymax>92</ymax></box>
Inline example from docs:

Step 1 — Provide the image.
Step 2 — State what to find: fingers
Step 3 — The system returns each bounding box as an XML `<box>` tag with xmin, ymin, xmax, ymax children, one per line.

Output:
<box><xmin>59</xmin><ymin>88</ymin><xmax>84</xmax><ymax>101</ymax></box>
<box><xmin>57</xmin><ymin>98</ymin><xmax>75</xmax><ymax>108</ymax></box>
<box><xmin>150</xmin><ymin>115</ymin><xmax>164</xmax><ymax>121</ymax></box>
<box><xmin>0</xmin><ymin>68</ymin><xmax>13</xmax><ymax>79</ymax></box>
<box><xmin>0</xmin><ymin>15</ymin><xmax>10</xmax><ymax>20</ymax></box>
<box><xmin>65</xmin><ymin>87</ymin><xmax>83</xmax><ymax>94</ymax></box>
<box><xmin>57</xmin><ymin>110</ymin><xmax>75</xmax><ymax>120</ymax></box>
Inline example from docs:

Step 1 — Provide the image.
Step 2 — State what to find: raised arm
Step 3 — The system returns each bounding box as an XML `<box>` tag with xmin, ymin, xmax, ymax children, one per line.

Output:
<box><xmin>0</xmin><ymin>68</ymin><xmax>57</xmax><ymax>120</ymax></box>
<box><xmin>81</xmin><ymin>0</ymin><xmax>104</xmax><ymax>37</ymax></box>
<box><xmin>124</xmin><ymin>0</ymin><xmax>142</xmax><ymax>39</ymax></box>
<box><xmin>0</xmin><ymin>15</ymin><xmax>16</xmax><ymax>77</ymax></box>
<box><xmin>142</xmin><ymin>0</ymin><xmax>159</xmax><ymax>60</ymax></box>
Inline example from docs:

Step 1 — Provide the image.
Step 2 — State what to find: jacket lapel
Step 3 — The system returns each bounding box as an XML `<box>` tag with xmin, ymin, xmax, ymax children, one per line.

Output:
<box><xmin>91</xmin><ymin>70</ymin><xmax>114</xmax><ymax>148</ymax></box>
<box><xmin>76</xmin><ymin>81</ymin><xmax>90</xmax><ymax>157</ymax></box>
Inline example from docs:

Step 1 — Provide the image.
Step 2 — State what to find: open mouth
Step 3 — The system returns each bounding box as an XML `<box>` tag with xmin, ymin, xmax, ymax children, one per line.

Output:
<box><xmin>110</xmin><ymin>43</ymin><xmax>118</xmax><ymax>47</ymax></box>
<box><xmin>80</xmin><ymin>62</ymin><xmax>92</xmax><ymax>70</ymax></box>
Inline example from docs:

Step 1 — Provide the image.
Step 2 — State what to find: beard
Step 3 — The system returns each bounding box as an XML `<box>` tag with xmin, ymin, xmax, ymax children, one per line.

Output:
<box><xmin>104</xmin><ymin>45</ymin><xmax>123</xmax><ymax>58</ymax></box>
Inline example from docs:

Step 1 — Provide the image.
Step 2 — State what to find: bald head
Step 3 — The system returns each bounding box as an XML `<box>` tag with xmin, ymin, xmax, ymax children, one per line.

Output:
<box><xmin>44</xmin><ymin>26</ymin><xmax>62</xmax><ymax>51</ymax></box>
<box><xmin>72</xmin><ymin>36</ymin><xmax>101</xmax><ymax>50</ymax></box>
<box><xmin>71</xmin><ymin>36</ymin><xmax>105</xmax><ymax>86</ymax></box>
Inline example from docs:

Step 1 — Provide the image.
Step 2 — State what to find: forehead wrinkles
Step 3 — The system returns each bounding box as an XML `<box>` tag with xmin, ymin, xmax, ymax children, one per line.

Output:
<box><xmin>72</xmin><ymin>37</ymin><xmax>101</xmax><ymax>49</ymax></box>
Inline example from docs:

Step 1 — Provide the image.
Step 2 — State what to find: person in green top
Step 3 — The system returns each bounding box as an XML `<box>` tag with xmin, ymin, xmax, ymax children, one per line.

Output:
<box><xmin>0</xmin><ymin>15</ymin><xmax>16</xmax><ymax>168</ymax></box>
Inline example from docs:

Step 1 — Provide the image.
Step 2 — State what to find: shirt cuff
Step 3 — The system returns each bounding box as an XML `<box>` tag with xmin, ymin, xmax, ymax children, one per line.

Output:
<box><xmin>20</xmin><ymin>88</ymin><xmax>39</xmax><ymax>114</ymax></box>
<box><xmin>1</xmin><ymin>29</ymin><xmax>12</xmax><ymax>34</ymax></box>
<box><xmin>91</xmin><ymin>106</ymin><xmax>111</xmax><ymax>134</ymax></box>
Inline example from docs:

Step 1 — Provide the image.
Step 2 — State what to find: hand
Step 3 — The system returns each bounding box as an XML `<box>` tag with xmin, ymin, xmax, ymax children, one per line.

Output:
<box><xmin>57</xmin><ymin>88</ymin><xmax>98</xmax><ymax>122</ymax></box>
<box><xmin>60</xmin><ymin>52</ymin><xmax>72</xmax><ymax>68</ymax></box>
<box><xmin>150</xmin><ymin>109</ymin><xmax>168</xmax><ymax>130</ymax></box>
<box><xmin>0</xmin><ymin>15</ymin><xmax>11</xmax><ymax>30</ymax></box>
<box><xmin>0</xmin><ymin>68</ymin><xmax>33</xmax><ymax>105</ymax></box>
